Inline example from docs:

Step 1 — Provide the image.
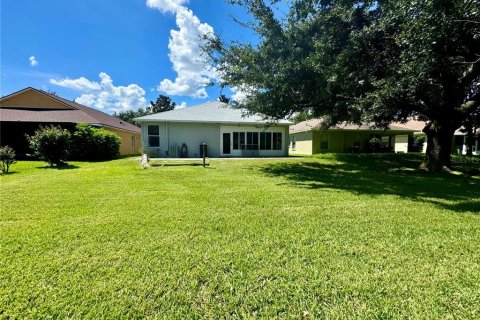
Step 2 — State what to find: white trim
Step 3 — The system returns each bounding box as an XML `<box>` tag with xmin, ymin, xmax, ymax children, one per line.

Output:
<box><xmin>220</xmin><ymin>125</ymin><xmax>286</xmax><ymax>157</ymax></box>
<box><xmin>220</xmin><ymin>132</ymin><xmax>232</xmax><ymax>156</ymax></box>
<box><xmin>135</xmin><ymin>119</ymin><xmax>291</xmax><ymax>126</ymax></box>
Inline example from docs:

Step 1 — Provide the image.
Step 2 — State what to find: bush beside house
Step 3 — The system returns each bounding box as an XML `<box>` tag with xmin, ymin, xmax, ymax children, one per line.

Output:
<box><xmin>27</xmin><ymin>126</ymin><xmax>71</xmax><ymax>166</ymax></box>
<box><xmin>26</xmin><ymin>124</ymin><xmax>122</xmax><ymax>166</ymax></box>
<box><xmin>70</xmin><ymin>123</ymin><xmax>121</xmax><ymax>161</ymax></box>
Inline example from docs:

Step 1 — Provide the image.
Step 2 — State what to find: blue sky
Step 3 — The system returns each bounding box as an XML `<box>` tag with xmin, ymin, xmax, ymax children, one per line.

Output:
<box><xmin>1</xmin><ymin>0</ymin><xmax>260</xmax><ymax>113</ymax></box>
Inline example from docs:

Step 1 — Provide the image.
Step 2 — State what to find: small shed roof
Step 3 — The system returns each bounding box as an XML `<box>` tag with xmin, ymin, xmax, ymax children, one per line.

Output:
<box><xmin>134</xmin><ymin>101</ymin><xmax>292</xmax><ymax>126</ymax></box>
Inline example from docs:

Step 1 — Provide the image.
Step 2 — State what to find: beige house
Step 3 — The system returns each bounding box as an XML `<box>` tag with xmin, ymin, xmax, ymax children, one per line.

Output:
<box><xmin>289</xmin><ymin>119</ymin><xmax>417</xmax><ymax>155</ymax></box>
<box><xmin>0</xmin><ymin>87</ymin><xmax>141</xmax><ymax>156</ymax></box>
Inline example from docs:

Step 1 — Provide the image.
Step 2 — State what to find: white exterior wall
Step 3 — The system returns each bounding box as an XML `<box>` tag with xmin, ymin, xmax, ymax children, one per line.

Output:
<box><xmin>141</xmin><ymin>122</ymin><xmax>220</xmax><ymax>157</ymax></box>
<box><xmin>141</xmin><ymin>122</ymin><xmax>289</xmax><ymax>157</ymax></box>
<box><xmin>394</xmin><ymin>135</ymin><xmax>409</xmax><ymax>153</ymax></box>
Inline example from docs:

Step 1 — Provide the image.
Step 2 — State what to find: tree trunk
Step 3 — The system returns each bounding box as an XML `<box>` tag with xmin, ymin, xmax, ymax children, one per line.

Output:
<box><xmin>465</xmin><ymin>125</ymin><xmax>474</xmax><ymax>156</ymax></box>
<box><xmin>420</xmin><ymin>121</ymin><xmax>457</xmax><ymax>172</ymax></box>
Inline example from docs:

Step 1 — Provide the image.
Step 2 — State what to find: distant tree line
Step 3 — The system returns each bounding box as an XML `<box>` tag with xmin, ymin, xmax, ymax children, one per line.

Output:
<box><xmin>113</xmin><ymin>94</ymin><xmax>177</xmax><ymax>126</ymax></box>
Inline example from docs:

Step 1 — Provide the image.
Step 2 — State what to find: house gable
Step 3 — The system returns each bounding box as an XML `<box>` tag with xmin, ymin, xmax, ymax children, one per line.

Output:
<box><xmin>0</xmin><ymin>88</ymin><xmax>74</xmax><ymax>110</ymax></box>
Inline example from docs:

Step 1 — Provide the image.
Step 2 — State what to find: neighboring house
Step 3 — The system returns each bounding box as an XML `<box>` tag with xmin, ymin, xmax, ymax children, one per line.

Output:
<box><xmin>401</xmin><ymin>120</ymin><xmax>479</xmax><ymax>155</ymax></box>
<box><xmin>0</xmin><ymin>87</ymin><xmax>141</xmax><ymax>156</ymax></box>
<box><xmin>134</xmin><ymin>101</ymin><xmax>292</xmax><ymax>158</ymax></box>
<box><xmin>289</xmin><ymin>119</ymin><xmax>417</xmax><ymax>155</ymax></box>
<box><xmin>452</xmin><ymin>128</ymin><xmax>479</xmax><ymax>155</ymax></box>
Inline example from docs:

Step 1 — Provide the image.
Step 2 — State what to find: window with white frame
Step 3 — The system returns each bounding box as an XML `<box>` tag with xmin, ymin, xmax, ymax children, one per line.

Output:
<box><xmin>273</xmin><ymin>132</ymin><xmax>282</xmax><ymax>150</ymax></box>
<box><xmin>246</xmin><ymin>132</ymin><xmax>259</xmax><ymax>150</ymax></box>
<box><xmin>260</xmin><ymin>132</ymin><xmax>272</xmax><ymax>150</ymax></box>
<box><xmin>231</xmin><ymin>131</ymin><xmax>282</xmax><ymax>150</ymax></box>
<box><xmin>147</xmin><ymin>125</ymin><xmax>160</xmax><ymax>147</ymax></box>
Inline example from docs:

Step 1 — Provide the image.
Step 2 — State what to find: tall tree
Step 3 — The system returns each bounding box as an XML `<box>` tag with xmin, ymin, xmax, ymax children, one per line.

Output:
<box><xmin>112</xmin><ymin>108</ymin><xmax>148</xmax><ymax>126</ymax></box>
<box><xmin>206</xmin><ymin>0</ymin><xmax>480</xmax><ymax>171</ymax></box>
<box><xmin>147</xmin><ymin>95</ymin><xmax>176</xmax><ymax>114</ymax></box>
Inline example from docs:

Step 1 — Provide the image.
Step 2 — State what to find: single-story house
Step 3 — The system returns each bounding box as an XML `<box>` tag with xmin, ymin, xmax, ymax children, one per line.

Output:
<box><xmin>399</xmin><ymin>119</ymin><xmax>479</xmax><ymax>155</ymax></box>
<box><xmin>0</xmin><ymin>87</ymin><xmax>141</xmax><ymax>156</ymax></box>
<box><xmin>134</xmin><ymin>101</ymin><xmax>292</xmax><ymax>158</ymax></box>
<box><xmin>289</xmin><ymin>119</ymin><xmax>417</xmax><ymax>155</ymax></box>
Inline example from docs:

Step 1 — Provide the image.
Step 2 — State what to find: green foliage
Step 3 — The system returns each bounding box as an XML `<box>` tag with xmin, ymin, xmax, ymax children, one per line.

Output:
<box><xmin>218</xmin><ymin>94</ymin><xmax>230</xmax><ymax>103</ymax></box>
<box><xmin>147</xmin><ymin>94</ymin><xmax>176</xmax><ymax>114</ymax></box>
<box><xmin>70</xmin><ymin>123</ymin><xmax>121</xmax><ymax>161</ymax></box>
<box><xmin>367</xmin><ymin>136</ymin><xmax>381</xmax><ymax>153</ymax></box>
<box><xmin>409</xmin><ymin>135</ymin><xmax>426</xmax><ymax>152</ymax></box>
<box><xmin>291</xmin><ymin>111</ymin><xmax>313</xmax><ymax>124</ymax></box>
<box><xmin>112</xmin><ymin>108</ymin><xmax>148</xmax><ymax>126</ymax></box>
<box><xmin>26</xmin><ymin>126</ymin><xmax>71</xmax><ymax>166</ymax></box>
<box><xmin>1</xmin><ymin>155</ymin><xmax>479</xmax><ymax>318</ymax></box>
<box><xmin>0</xmin><ymin>146</ymin><xmax>16</xmax><ymax>174</ymax></box>
<box><xmin>112</xmin><ymin>94</ymin><xmax>176</xmax><ymax>125</ymax></box>
<box><xmin>207</xmin><ymin>0</ymin><xmax>480</xmax><ymax>169</ymax></box>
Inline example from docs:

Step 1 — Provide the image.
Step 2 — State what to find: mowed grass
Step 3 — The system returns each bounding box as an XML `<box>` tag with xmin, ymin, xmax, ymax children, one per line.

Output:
<box><xmin>1</xmin><ymin>154</ymin><xmax>480</xmax><ymax>319</ymax></box>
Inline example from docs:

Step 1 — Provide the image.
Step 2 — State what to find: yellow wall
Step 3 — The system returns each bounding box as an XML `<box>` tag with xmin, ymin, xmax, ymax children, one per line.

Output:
<box><xmin>290</xmin><ymin>132</ymin><xmax>313</xmax><ymax>155</ymax></box>
<box><xmin>312</xmin><ymin>131</ymin><xmax>345</xmax><ymax>153</ymax></box>
<box><xmin>299</xmin><ymin>130</ymin><xmax>415</xmax><ymax>154</ymax></box>
<box><xmin>105</xmin><ymin>127</ymin><xmax>141</xmax><ymax>155</ymax></box>
<box><xmin>0</xmin><ymin>90</ymin><xmax>71</xmax><ymax>109</ymax></box>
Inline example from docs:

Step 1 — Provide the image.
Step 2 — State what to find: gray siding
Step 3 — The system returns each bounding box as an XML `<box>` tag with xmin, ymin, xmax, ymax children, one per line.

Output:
<box><xmin>141</xmin><ymin>122</ymin><xmax>220</xmax><ymax>157</ymax></box>
<box><xmin>141</xmin><ymin>122</ymin><xmax>289</xmax><ymax>158</ymax></box>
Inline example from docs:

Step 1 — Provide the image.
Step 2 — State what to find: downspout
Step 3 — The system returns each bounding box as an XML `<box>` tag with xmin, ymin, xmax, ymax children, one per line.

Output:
<box><xmin>142</xmin><ymin>124</ymin><xmax>146</xmax><ymax>152</ymax></box>
<box><xmin>166</xmin><ymin>122</ymin><xmax>169</xmax><ymax>156</ymax></box>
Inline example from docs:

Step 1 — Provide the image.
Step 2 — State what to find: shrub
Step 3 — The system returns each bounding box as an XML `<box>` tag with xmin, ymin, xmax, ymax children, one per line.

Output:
<box><xmin>0</xmin><ymin>146</ymin><xmax>16</xmax><ymax>174</ymax></box>
<box><xmin>409</xmin><ymin>135</ymin><xmax>426</xmax><ymax>152</ymax></box>
<box><xmin>70</xmin><ymin>123</ymin><xmax>121</xmax><ymax>161</ymax></box>
<box><xmin>367</xmin><ymin>136</ymin><xmax>381</xmax><ymax>153</ymax></box>
<box><xmin>27</xmin><ymin>126</ymin><xmax>71</xmax><ymax>166</ymax></box>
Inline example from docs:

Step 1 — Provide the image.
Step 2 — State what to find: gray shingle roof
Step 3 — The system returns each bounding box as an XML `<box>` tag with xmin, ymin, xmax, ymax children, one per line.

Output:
<box><xmin>290</xmin><ymin>118</ymin><xmax>419</xmax><ymax>134</ymax></box>
<box><xmin>134</xmin><ymin>101</ymin><xmax>292</xmax><ymax>125</ymax></box>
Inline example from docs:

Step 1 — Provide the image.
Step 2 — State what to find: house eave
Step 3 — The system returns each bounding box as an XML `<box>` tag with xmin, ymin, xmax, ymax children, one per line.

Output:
<box><xmin>134</xmin><ymin>119</ymin><xmax>292</xmax><ymax>126</ymax></box>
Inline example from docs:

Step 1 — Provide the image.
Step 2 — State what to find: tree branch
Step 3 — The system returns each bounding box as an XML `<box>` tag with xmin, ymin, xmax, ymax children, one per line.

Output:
<box><xmin>460</xmin><ymin>93</ymin><xmax>480</xmax><ymax>115</ymax></box>
<box><xmin>453</xmin><ymin>19</ymin><xmax>480</xmax><ymax>24</ymax></box>
<box><xmin>460</xmin><ymin>61</ymin><xmax>480</xmax><ymax>88</ymax></box>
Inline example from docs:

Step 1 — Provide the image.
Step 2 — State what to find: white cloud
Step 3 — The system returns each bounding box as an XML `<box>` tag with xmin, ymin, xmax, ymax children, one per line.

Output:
<box><xmin>50</xmin><ymin>72</ymin><xmax>146</xmax><ymax>113</ymax></box>
<box><xmin>146</xmin><ymin>0</ymin><xmax>188</xmax><ymax>14</ymax></box>
<box><xmin>176</xmin><ymin>101</ymin><xmax>187</xmax><ymax>109</ymax></box>
<box><xmin>50</xmin><ymin>76</ymin><xmax>101</xmax><ymax>91</ymax></box>
<box><xmin>231</xmin><ymin>86</ymin><xmax>254</xmax><ymax>103</ymax></box>
<box><xmin>29</xmin><ymin>56</ymin><xmax>38</xmax><ymax>67</ymax></box>
<box><xmin>147</xmin><ymin>2</ymin><xmax>218</xmax><ymax>98</ymax></box>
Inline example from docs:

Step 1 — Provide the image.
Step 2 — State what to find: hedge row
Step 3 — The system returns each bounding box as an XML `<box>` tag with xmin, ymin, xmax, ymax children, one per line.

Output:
<box><xmin>27</xmin><ymin>124</ymin><xmax>121</xmax><ymax>166</ymax></box>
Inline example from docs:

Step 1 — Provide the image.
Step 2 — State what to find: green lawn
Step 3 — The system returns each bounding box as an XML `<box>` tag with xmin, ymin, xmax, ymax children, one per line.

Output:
<box><xmin>1</xmin><ymin>154</ymin><xmax>479</xmax><ymax>319</ymax></box>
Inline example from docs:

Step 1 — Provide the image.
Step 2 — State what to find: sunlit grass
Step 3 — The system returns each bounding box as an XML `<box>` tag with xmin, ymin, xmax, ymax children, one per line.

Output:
<box><xmin>1</xmin><ymin>154</ymin><xmax>479</xmax><ymax>318</ymax></box>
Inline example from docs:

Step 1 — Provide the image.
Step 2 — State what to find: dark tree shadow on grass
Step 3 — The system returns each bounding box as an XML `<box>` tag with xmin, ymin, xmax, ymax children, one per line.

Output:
<box><xmin>0</xmin><ymin>171</ymin><xmax>18</xmax><ymax>175</ymax></box>
<box><xmin>259</xmin><ymin>154</ymin><xmax>480</xmax><ymax>214</ymax></box>
<box><xmin>36</xmin><ymin>164</ymin><xmax>79</xmax><ymax>170</ymax></box>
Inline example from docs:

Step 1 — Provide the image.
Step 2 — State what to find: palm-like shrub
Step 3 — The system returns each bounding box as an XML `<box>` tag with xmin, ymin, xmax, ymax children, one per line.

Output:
<box><xmin>0</xmin><ymin>146</ymin><xmax>16</xmax><ymax>174</ymax></box>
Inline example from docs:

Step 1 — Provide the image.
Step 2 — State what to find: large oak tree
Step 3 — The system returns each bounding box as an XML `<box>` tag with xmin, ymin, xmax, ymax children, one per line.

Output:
<box><xmin>206</xmin><ymin>0</ymin><xmax>480</xmax><ymax>171</ymax></box>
